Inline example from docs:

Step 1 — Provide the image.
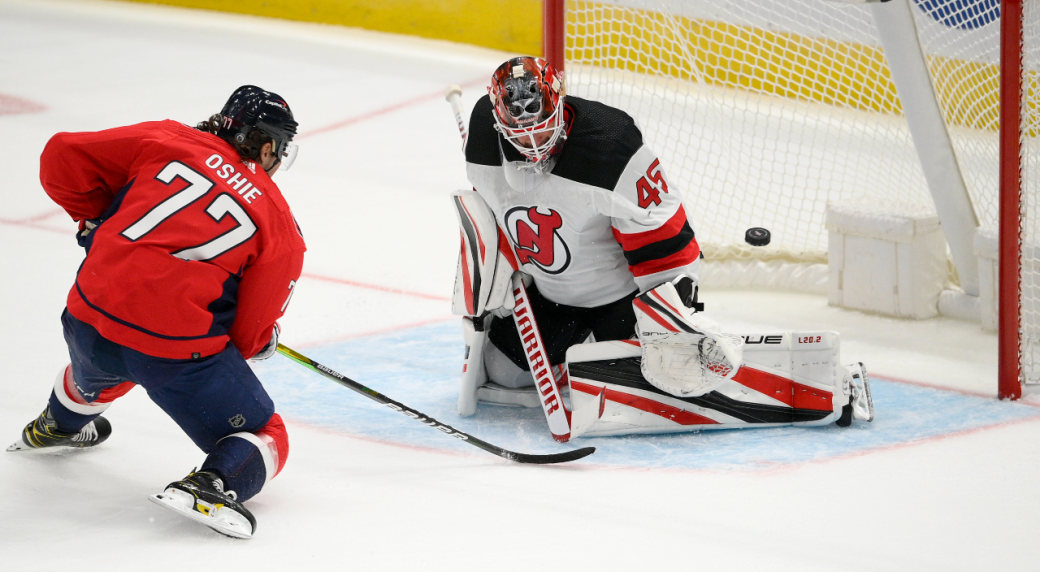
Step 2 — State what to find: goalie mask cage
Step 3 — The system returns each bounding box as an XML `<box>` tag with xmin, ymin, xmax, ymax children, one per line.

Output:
<box><xmin>543</xmin><ymin>0</ymin><xmax>1037</xmax><ymax>399</ymax></box>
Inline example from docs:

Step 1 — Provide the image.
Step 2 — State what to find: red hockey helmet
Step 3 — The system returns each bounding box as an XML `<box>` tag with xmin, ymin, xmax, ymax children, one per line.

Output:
<box><xmin>488</xmin><ymin>57</ymin><xmax>566</xmax><ymax>167</ymax></box>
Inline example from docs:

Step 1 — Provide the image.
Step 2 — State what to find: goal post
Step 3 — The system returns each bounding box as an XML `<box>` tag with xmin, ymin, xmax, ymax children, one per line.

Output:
<box><xmin>999</xmin><ymin>0</ymin><xmax>1023</xmax><ymax>400</ymax></box>
<box><xmin>543</xmin><ymin>0</ymin><xmax>1037</xmax><ymax>399</ymax></box>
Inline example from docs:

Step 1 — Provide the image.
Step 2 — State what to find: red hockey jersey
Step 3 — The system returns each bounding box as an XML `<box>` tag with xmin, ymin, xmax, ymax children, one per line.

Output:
<box><xmin>41</xmin><ymin>120</ymin><xmax>306</xmax><ymax>360</ymax></box>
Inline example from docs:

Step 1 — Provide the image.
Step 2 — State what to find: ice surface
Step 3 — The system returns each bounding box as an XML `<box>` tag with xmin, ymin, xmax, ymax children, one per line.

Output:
<box><xmin>2</xmin><ymin>1</ymin><xmax>1039</xmax><ymax>570</ymax></box>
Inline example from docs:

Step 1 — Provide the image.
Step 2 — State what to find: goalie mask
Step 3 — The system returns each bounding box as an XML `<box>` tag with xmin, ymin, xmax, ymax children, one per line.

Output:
<box><xmin>217</xmin><ymin>85</ymin><xmax>300</xmax><ymax>171</ymax></box>
<box><xmin>488</xmin><ymin>57</ymin><xmax>566</xmax><ymax>169</ymax></box>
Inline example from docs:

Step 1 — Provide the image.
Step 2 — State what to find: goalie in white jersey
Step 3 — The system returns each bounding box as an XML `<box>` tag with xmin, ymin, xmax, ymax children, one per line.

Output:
<box><xmin>451</xmin><ymin>57</ymin><xmax>873</xmax><ymax>438</ymax></box>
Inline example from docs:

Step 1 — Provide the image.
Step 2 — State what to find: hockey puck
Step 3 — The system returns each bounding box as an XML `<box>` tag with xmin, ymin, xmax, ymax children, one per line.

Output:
<box><xmin>745</xmin><ymin>227</ymin><xmax>771</xmax><ymax>247</ymax></box>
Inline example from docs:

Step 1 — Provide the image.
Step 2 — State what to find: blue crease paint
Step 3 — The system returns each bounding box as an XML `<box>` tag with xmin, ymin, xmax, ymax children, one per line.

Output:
<box><xmin>255</xmin><ymin>322</ymin><xmax>1040</xmax><ymax>470</ymax></box>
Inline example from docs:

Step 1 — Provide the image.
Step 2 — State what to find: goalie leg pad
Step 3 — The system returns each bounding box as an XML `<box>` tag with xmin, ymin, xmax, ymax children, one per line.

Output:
<box><xmin>458</xmin><ymin>317</ymin><xmax>487</xmax><ymax>416</ymax></box>
<box><xmin>566</xmin><ymin>335</ymin><xmax>853</xmax><ymax>437</ymax></box>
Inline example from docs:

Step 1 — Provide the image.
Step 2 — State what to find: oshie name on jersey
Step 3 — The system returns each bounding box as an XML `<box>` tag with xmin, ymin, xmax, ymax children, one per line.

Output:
<box><xmin>205</xmin><ymin>154</ymin><xmax>264</xmax><ymax>204</ymax></box>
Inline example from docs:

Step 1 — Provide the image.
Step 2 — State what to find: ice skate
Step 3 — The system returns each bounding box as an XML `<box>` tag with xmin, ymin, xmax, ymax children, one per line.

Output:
<box><xmin>6</xmin><ymin>406</ymin><xmax>112</xmax><ymax>452</ymax></box>
<box><xmin>149</xmin><ymin>470</ymin><xmax>257</xmax><ymax>539</ymax></box>
<box><xmin>846</xmin><ymin>362</ymin><xmax>874</xmax><ymax>422</ymax></box>
<box><xmin>836</xmin><ymin>362</ymin><xmax>874</xmax><ymax>426</ymax></box>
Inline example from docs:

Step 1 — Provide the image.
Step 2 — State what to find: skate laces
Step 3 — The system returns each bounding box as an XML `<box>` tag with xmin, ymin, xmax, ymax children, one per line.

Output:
<box><xmin>212</xmin><ymin>478</ymin><xmax>238</xmax><ymax>500</ymax></box>
<box><xmin>192</xmin><ymin>471</ymin><xmax>238</xmax><ymax>501</ymax></box>
<box><xmin>72</xmin><ymin>422</ymin><xmax>98</xmax><ymax>442</ymax></box>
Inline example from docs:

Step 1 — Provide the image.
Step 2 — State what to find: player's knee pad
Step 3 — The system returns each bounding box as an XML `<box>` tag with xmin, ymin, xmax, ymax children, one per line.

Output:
<box><xmin>201</xmin><ymin>413</ymin><xmax>289</xmax><ymax>502</ymax></box>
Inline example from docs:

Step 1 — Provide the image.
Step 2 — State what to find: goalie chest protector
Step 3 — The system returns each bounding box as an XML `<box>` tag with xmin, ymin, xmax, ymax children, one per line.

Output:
<box><xmin>464</xmin><ymin>95</ymin><xmax>699</xmax><ymax>309</ymax></box>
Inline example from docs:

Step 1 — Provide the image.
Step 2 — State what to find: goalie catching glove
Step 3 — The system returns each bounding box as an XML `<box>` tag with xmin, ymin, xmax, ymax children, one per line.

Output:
<box><xmin>634</xmin><ymin>277</ymin><xmax>743</xmax><ymax>398</ymax></box>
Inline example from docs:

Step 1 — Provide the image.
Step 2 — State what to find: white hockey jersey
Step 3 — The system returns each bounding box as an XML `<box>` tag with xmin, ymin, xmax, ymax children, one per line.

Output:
<box><xmin>465</xmin><ymin>95</ymin><xmax>700</xmax><ymax>308</ymax></box>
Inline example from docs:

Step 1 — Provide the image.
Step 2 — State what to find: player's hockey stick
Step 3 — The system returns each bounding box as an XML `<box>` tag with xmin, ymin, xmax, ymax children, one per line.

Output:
<box><xmin>275</xmin><ymin>344</ymin><xmax>595</xmax><ymax>464</ymax></box>
<box><xmin>446</xmin><ymin>86</ymin><xmax>487</xmax><ymax>417</ymax></box>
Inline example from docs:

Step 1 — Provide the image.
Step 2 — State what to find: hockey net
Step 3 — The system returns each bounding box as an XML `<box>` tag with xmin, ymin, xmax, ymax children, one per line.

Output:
<box><xmin>551</xmin><ymin>0</ymin><xmax>1039</xmax><ymax>394</ymax></box>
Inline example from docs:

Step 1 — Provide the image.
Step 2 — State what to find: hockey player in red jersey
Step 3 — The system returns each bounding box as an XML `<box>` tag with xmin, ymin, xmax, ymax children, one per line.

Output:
<box><xmin>452</xmin><ymin>57</ymin><xmax>873</xmax><ymax>439</ymax></box>
<box><xmin>6</xmin><ymin>85</ymin><xmax>305</xmax><ymax>538</ymax></box>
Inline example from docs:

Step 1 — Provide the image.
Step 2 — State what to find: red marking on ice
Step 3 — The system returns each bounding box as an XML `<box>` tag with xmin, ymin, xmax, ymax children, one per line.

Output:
<box><xmin>273</xmin><ymin>324</ymin><xmax>1040</xmax><ymax>474</ymax></box>
<box><xmin>297</xmin><ymin>76</ymin><xmax>486</xmax><ymax>140</ymax></box>
<box><xmin>0</xmin><ymin>209</ymin><xmax>73</xmax><ymax>235</ymax></box>
<box><xmin>292</xmin><ymin>315</ymin><xmax>455</xmax><ymax>349</ymax></box>
<box><xmin>0</xmin><ymin>94</ymin><xmax>46</xmax><ymax>116</ymax></box>
<box><xmin>759</xmin><ymin>413</ymin><xmax>1040</xmax><ymax>476</ymax></box>
<box><xmin>872</xmin><ymin>371</ymin><xmax>1040</xmax><ymax>408</ymax></box>
<box><xmin>300</xmin><ymin>272</ymin><xmax>450</xmax><ymax>302</ymax></box>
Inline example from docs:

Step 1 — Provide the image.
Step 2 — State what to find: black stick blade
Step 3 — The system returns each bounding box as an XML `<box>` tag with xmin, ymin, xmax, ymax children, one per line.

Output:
<box><xmin>505</xmin><ymin>446</ymin><xmax>597</xmax><ymax>465</ymax></box>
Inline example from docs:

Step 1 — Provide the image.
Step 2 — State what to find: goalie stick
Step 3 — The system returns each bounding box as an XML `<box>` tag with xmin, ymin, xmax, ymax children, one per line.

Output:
<box><xmin>445</xmin><ymin>84</ymin><xmax>468</xmax><ymax>151</ymax></box>
<box><xmin>275</xmin><ymin>344</ymin><xmax>595</xmax><ymax>464</ymax></box>
<box><xmin>446</xmin><ymin>86</ymin><xmax>486</xmax><ymax>418</ymax></box>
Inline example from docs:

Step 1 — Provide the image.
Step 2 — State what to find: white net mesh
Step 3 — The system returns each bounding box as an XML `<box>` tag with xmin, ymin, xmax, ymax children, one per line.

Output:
<box><xmin>909</xmin><ymin>2</ymin><xmax>1001</xmax><ymax>228</ymax></box>
<box><xmin>1023</xmin><ymin>0</ymin><xmax>1040</xmax><ymax>383</ymax></box>
<box><xmin>564</xmin><ymin>0</ymin><xmax>935</xmax><ymax>265</ymax></box>
<box><xmin>911</xmin><ymin>1</ymin><xmax>1039</xmax><ymax>384</ymax></box>
<box><xmin>562</xmin><ymin>0</ymin><xmax>1038</xmax><ymax>383</ymax></box>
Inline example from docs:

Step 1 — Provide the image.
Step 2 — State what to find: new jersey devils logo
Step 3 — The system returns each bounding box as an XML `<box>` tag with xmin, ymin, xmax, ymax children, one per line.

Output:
<box><xmin>505</xmin><ymin>206</ymin><xmax>571</xmax><ymax>274</ymax></box>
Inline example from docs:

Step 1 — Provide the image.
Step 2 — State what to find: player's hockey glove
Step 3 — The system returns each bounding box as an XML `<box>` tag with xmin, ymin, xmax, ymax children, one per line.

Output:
<box><xmin>250</xmin><ymin>323</ymin><xmax>280</xmax><ymax>361</ymax></box>
<box><xmin>76</xmin><ymin>218</ymin><xmax>102</xmax><ymax>249</ymax></box>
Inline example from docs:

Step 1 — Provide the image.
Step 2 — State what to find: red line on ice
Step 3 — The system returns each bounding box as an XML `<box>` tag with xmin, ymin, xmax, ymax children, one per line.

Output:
<box><xmin>301</xmin><ymin>272</ymin><xmax>450</xmax><ymax>302</ymax></box>
<box><xmin>292</xmin><ymin>315</ymin><xmax>455</xmax><ymax>350</ymax></box>
<box><xmin>758</xmin><ymin>413</ymin><xmax>1040</xmax><ymax>476</ymax></box>
<box><xmin>296</xmin><ymin>76</ymin><xmax>486</xmax><ymax>140</ymax></box>
<box><xmin>0</xmin><ymin>209</ymin><xmax>72</xmax><ymax>235</ymax></box>
<box><xmin>871</xmin><ymin>371</ymin><xmax>1040</xmax><ymax>408</ymax></box>
<box><xmin>0</xmin><ymin>93</ymin><xmax>47</xmax><ymax>116</ymax></box>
